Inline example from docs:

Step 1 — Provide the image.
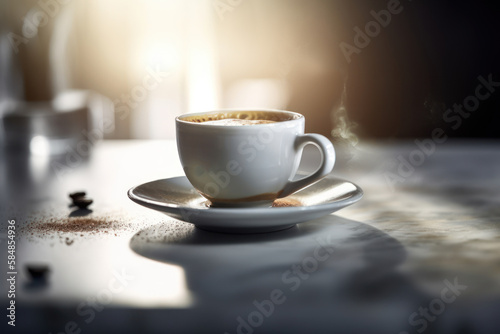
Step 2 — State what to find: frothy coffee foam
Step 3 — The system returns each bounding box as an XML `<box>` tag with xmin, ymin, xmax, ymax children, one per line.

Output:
<box><xmin>202</xmin><ymin>119</ymin><xmax>276</xmax><ymax>126</ymax></box>
<box><xmin>180</xmin><ymin>110</ymin><xmax>300</xmax><ymax>124</ymax></box>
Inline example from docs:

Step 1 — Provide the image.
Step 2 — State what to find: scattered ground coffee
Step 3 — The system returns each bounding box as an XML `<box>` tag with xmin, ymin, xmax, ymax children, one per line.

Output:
<box><xmin>272</xmin><ymin>198</ymin><xmax>302</xmax><ymax>207</ymax></box>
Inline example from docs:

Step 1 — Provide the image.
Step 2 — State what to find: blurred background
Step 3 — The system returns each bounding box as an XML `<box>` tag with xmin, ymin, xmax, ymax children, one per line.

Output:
<box><xmin>1</xmin><ymin>0</ymin><xmax>499</xmax><ymax>152</ymax></box>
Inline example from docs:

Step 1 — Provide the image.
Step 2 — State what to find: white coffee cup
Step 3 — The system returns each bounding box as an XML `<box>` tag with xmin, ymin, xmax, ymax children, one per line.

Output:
<box><xmin>176</xmin><ymin>109</ymin><xmax>335</xmax><ymax>207</ymax></box>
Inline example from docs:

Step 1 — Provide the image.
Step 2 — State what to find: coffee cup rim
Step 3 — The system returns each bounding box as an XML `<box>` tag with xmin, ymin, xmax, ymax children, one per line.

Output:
<box><xmin>175</xmin><ymin>109</ymin><xmax>304</xmax><ymax>126</ymax></box>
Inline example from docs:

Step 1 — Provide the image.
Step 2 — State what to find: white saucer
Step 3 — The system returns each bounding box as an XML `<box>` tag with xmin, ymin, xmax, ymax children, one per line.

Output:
<box><xmin>127</xmin><ymin>174</ymin><xmax>363</xmax><ymax>233</ymax></box>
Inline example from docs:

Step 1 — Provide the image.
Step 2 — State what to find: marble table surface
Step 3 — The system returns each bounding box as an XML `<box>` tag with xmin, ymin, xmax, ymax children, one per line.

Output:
<box><xmin>0</xmin><ymin>139</ymin><xmax>499</xmax><ymax>334</ymax></box>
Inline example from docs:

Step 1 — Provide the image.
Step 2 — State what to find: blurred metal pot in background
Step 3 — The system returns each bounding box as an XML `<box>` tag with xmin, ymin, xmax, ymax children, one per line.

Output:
<box><xmin>1</xmin><ymin>90</ymin><xmax>114</xmax><ymax>156</ymax></box>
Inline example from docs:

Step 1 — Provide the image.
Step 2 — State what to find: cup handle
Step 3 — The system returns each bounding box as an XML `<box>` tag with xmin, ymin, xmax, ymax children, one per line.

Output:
<box><xmin>279</xmin><ymin>134</ymin><xmax>336</xmax><ymax>198</ymax></box>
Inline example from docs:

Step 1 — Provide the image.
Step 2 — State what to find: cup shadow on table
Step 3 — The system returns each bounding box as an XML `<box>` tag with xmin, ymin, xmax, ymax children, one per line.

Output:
<box><xmin>128</xmin><ymin>216</ymin><xmax>448</xmax><ymax>333</ymax></box>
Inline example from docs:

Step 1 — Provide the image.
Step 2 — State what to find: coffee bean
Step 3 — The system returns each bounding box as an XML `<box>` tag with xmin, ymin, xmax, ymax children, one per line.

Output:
<box><xmin>69</xmin><ymin>191</ymin><xmax>86</xmax><ymax>200</ymax></box>
<box><xmin>26</xmin><ymin>264</ymin><xmax>50</xmax><ymax>280</ymax></box>
<box><xmin>74</xmin><ymin>197</ymin><xmax>93</xmax><ymax>209</ymax></box>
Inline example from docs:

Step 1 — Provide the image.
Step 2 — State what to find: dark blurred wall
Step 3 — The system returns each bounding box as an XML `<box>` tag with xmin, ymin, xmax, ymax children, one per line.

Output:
<box><xmin>343</xmin><ymin>0</ymin><xmax>500</xmax><ymax>138</ymax></box>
